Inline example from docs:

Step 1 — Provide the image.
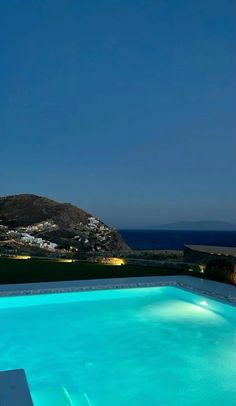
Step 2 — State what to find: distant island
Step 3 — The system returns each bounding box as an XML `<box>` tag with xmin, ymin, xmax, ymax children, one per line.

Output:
<box><xmin>153</xmin><ymin>221</ymin><xmax>236</xmax><ymax>231</ymax></box>
<box><xmin>0</xmin><ymin>194</ymin><xmax>130</xmax><ymax>257</ymax></box>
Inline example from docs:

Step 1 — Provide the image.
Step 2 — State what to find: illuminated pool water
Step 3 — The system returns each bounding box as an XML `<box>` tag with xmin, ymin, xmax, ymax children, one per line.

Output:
<box><xmin>0</xmin><ymin>286</ymin><xmax>236</xmax><ymax>405</ymax></box>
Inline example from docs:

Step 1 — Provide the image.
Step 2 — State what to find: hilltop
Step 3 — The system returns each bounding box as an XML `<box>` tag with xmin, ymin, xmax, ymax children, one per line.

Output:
<box><xmin>0</xmin><ymin>194</ymin><xmax>130</xmax><ymax>256</ymax></box>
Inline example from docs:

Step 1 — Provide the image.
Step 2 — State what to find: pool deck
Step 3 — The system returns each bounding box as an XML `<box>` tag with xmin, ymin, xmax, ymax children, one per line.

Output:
<box><xmin>0</xmin><ymin>276</ymin><xmax>235</xmax><ymax>306</ymax></box>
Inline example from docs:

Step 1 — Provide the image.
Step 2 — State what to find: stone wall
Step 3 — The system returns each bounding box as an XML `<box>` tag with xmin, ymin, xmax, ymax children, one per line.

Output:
<box><xmin>184</xmin><ymin>246</ymin><xmax>236</xmax><ymax>264</ymax></box>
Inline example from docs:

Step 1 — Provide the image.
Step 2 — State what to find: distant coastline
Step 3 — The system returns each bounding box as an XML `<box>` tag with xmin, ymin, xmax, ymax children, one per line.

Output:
<box><xmin>141</xmin><ymin>221</ymin><xmax>236</xmax><ymax>231</ymax></box>
<box><xmin>119</xmin><ymin>229</ymin><xmax>236</xmax><ymax>250</ymax></box>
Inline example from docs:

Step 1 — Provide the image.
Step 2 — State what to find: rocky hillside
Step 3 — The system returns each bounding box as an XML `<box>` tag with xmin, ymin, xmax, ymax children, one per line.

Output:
<box><xmin>0</xmin><ymin>194</ymin><xmax>130</xmax><ymax>256</ymax></box>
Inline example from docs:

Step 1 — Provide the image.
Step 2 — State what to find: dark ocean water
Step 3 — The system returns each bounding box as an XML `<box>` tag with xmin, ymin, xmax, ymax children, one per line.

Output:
<box><xmin>119</xmin><ymin>230</ymin><xmax>236</xmax><ymax>250</ymax></box>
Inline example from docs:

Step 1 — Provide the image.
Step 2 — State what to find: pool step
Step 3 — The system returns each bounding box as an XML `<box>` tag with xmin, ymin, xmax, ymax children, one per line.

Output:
<box><xmin>31</xmin><ymin>387</ymin><xmax>91</xmax><ymax>406</ymax></box>
<box><xmin>31</xmin><ymin>387</ymin><xmax>73</xmax><ymax>406</ymax></box>
<box><xmin>70</xmin><ymin>391</ymin><xmax>92</xmax><ymax>406</ymax></box>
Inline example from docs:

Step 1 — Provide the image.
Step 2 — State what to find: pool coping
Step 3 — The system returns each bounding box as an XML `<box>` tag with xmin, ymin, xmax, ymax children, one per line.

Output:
<box><xmin>0</xmin><ymin>276</ymin><xmax>235</xmax><ymax>307</ymax></box>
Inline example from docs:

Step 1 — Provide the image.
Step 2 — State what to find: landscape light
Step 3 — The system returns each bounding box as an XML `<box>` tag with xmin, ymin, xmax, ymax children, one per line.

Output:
<box><xmin>199</xmin><ymin>265</ymin><xmax>206</xmax><ymax>274</ymax></box>
<box><xmin>12</xmin><ymin>255</ymin><xmax>31</xmax><ymax>260</ymax></box>
<box><xmin>57</xmin><ymin>259</ymin><xmax>75</xmax><ymax>263</ymax></box>
<box><xmin>99</xmin><ymin>257</ymin><xmax>126</xmax><ymax>266</ymax></box>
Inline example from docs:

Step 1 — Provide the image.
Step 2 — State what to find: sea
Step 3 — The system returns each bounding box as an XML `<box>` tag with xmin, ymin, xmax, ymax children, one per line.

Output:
<box><xmin>119</xmin><ymin>230</ymin><xmax>236</xmax><ymax>250</ymax></box>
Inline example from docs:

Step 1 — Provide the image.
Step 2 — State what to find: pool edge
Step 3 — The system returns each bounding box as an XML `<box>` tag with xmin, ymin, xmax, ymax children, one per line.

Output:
<box><xmin>0</xmin><ymin>276</ymin><xmax>235</xmax><ymax>307</ymax></box>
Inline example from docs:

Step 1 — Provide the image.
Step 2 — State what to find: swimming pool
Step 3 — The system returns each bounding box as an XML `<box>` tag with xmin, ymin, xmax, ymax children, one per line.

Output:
<box><xmin>0</xmin><ymin>286</ymin><xmax>236</xmax><ymax>405</ymax></box>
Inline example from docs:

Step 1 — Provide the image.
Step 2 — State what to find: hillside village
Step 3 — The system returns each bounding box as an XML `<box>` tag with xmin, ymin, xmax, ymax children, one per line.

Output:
<box><xmin>0</xmin><ymin>214</ymin><xmax>121</xmax><ymax>256</ymax></box>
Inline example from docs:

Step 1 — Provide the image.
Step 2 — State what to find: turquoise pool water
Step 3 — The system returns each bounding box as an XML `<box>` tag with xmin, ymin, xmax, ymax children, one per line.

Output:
<box><xmin>0</xmin><ymin>286</ymin><xmax>236</xmax><ymax>405</ymax></box>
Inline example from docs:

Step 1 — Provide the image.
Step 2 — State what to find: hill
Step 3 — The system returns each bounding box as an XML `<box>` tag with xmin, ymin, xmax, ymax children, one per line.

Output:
<box><xmin>0</xmin><ymin>194</ymin><xmax>130</xmax><ymax>256</ymax></box>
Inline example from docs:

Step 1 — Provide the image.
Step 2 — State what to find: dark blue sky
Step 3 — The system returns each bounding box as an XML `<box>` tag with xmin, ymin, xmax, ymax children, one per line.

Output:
<box><xmin>0</xmin><ymin>0</ymin><xmax>235</xmax><ymax>228</ymax></box>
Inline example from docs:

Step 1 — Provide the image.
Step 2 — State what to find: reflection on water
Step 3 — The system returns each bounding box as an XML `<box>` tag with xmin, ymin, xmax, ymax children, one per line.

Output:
<box><xmin>139</xmin><ymin>300</ymin><xmax>225</xmax><ymax>323</ymax></box>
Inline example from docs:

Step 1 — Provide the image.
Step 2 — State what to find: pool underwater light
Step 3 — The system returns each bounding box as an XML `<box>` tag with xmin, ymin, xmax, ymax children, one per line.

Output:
<box><xmin>200</xmin><ymin>300</ymin><xmax>208</xmax><ymax>306</ymax></box>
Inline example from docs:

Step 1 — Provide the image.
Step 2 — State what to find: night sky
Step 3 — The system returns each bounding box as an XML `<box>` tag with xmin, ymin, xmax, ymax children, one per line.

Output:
<box><xmin>0</xmin><ymin>0</ymin><xmax>235</xmax><ymax>228</ymax></box>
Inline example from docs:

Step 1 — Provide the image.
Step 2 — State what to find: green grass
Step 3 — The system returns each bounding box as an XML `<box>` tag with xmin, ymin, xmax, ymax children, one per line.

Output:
<box><xmin>0</xmin><ymin>257</ymin><xmax>197</xmax><ymax>284</ymax></box>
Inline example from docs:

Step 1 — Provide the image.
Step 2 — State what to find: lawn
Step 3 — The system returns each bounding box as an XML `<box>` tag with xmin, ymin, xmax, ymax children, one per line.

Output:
<box><xmin>0</xmin><ymin>257</ymin><xmax>196</xmax><ymax>284</ymax></box>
